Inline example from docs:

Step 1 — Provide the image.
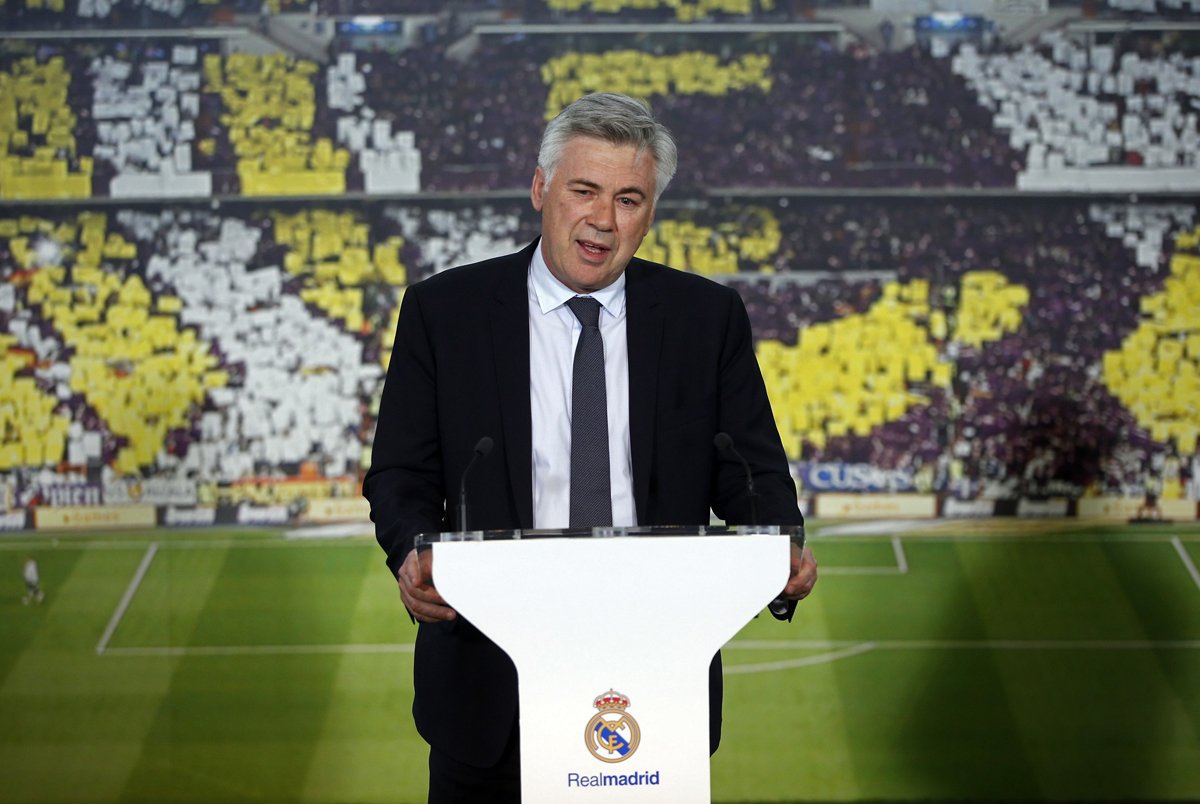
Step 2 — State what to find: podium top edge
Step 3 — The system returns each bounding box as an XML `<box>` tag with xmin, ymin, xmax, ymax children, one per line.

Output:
<box><xmin>415</xmin><ymin>524</ymin><xmax>805</xmax><ymax>548</ymax></box>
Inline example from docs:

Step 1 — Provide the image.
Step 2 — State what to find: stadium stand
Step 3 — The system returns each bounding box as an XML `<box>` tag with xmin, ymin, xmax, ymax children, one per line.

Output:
<box><xmin>326</xmin><ymin>51</ymin><xmax>422</xmax><ymax>194</ymax></box>
<box><xmin>727</xmin><ymin>198</ymin><xmax>1196</xmax><ymax>500</ymax></box>
<box><xmin>1104</xmin><ymin>0</ymin><xmax>1200</xmax><ymax>15</ymax></box>
<box><xmin>0</xmin><ymin>21</ymin><xmax>1180</xmax><ymax>200</ymax></box>
<box><xmin>348</xmin><ymin>34</ymin><xmax>1022</xmax><ymax>192</ymax></box>
<box><xmin>4</xmin><ymin>28</ymin><xmax>1029</xmax><ymax>198</ymax></box>
<box><xmin>128</xmin><ymin>207</ymin><xmax>388</xmax><ymax>480</ymax></box>
<box><xmin>382</xmin><ymin>203</ymin><xmax>537</xmax><ymax>280</ymax></box>
<box><xmin>1</xmin><ymin>2</ymin><xmax>1198</xmax><ymax>518</ymax></box>
<box><xmin>542</xmin><ymin>0</ymin><xmax>785</xmax><ymax>23</ymax></box>
<box><xmin>207</xmin><ymin>51</ymin><xmax>351</xmax><ymax>196</ymax></box>
<box><xmin>952</xmin><ymin>29</ymin><xmax>1200</xmax><ymax>191</ymax></box>
<box><xmin>1</xmin><ymin>189</ymin><xmax>1197</xmax><ymax>504</ymax></box>
<box><xmin>0</xmin><ymin>51</ymin><xmax>93</xmax><ymax>199</ymax></box>
<box><xmin>1100</xmin><ymin>204</ymin><xmax>1200</xmax><ymax>464</ymax></box>
<box><xmin>0</xmin><ymin>0</ymin><xmax>231</xmax><ymax>28</ymax></box>
<box><xmin>339</xmin><ymin>42</ymin><xmax>540</xmax><ymax>193</ymax></box>
<box><xmin>91</xmin><ymin>40</ymin><xmax>215</xmax><ymax>197</ymax></box>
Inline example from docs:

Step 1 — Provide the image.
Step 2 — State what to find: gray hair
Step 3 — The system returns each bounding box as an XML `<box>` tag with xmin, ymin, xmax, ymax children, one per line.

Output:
<box><xmin>537</xmin><ymin>92</ymin><xmax>678</xmax><ymax>202</ymax></box>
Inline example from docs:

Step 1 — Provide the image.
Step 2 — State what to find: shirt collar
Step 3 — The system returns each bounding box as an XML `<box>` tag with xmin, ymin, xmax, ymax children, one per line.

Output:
<box><xmin>530</xmin><ymin>239</ymin><xmax>626</xmax><ymax>318</ymax></box>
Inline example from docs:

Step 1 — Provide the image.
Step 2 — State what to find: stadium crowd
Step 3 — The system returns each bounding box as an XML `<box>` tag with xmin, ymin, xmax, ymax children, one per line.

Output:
<box><xmin>6</xmin><ymin>0</ymin><xmax>1199</xmax><ymax>26</ymax></box>
<box><xmin>8</xmin><ymin>19</ymin><xmax>1197</xmax><ymax>199</ymax></box>
<box><xmin>954</xmin><ymin>27</ymin><xmax>1200</xmax><ymax>190</ymax></box>
<box><xmin>2</xmin><ymin>1</ymin><xmax>1198</xmax><ymax>513</ymax></box>
<box><xmin>3</xmin><ymin>197</ymin><xmax>1196</xmax><ymax>504</ymax></box>
<box><xmin>5</xmin><ymin>29</ymin><xmax>1029</xmax><ymax>198</ymax></box>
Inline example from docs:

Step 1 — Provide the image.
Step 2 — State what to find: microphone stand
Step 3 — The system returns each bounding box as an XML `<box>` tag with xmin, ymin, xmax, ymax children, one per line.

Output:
<box><xmin>457</xmin><ymin>436</ymin><xmax>493</xmax><ymax>531</ymax></box>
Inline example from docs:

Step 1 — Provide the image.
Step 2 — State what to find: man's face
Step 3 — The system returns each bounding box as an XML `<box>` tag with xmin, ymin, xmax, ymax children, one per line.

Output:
<box><xmin>531</xmin><ymin>136</ymin><xmax>657</xmax><ymax>294</ymax></box>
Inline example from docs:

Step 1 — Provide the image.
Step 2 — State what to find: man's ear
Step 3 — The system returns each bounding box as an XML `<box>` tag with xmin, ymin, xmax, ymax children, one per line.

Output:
<box><xmin>531</xmin><ymin>166</ymin><xmax>545</xmax><ymax>212</ymax></box>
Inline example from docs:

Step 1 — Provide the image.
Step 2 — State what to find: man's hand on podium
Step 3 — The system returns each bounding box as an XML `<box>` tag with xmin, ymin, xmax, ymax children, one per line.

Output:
<box><xmin>398</xmin><ymin>548</ymin><xmax>457</xmax><ymax>623</ymax></box>
<box><xmin>781</xmin><ymin>542</ymin><xmax>818</xmax><ymax>602</ymax></box>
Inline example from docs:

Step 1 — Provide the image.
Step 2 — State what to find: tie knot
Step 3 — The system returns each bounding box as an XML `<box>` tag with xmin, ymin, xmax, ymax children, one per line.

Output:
<box><xmin>566</xmin><ymin>296</ymin><xmax>602</xmax><ymax>329</ymax></box>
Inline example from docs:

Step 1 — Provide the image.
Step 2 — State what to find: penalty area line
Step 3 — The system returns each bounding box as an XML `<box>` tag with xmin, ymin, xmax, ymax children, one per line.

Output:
<box><xmin>96</xmin><ymin>542</ymin><xmax>159</xmax><ymax>655</ymax></box>
<box><xmin>725</xmin><ymin>642</ymin><xmax>877</xmax><ymax>673</ymax></box>
<box><xmin>98</xmin><ymin>638</ymin><xmax>1200</xmax><ymax>662</ymax></box>
<box><xmin>1173</xmin><ymin>536</ymin><xmax>1200</xmax><ymax>592</ymax></box>
<box><xmin>101</xmin><ymin>643</ymin><xmax>416</xmax><ymax>658</ymax></box>
<box><xmin>811</xmin><ymin>535</ymin><xmax>909</xmax><ymax>575</ymax></box>
<box><xmin>724</xmin><ymin>637</ymin><xmax>1200</xmax><ymax>674</ymax></box>
<box><xmin>729</xmin><ymin>638</ymin><xmax>1200</xmax><ymax>651</ymax></box>
<box><xmin>892</xmin><ymin>535</ymin><xmax>909</xmax><ymax>574</ymax></box>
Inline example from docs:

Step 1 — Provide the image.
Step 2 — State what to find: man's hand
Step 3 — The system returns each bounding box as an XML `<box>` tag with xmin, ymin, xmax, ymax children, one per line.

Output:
<box><xmin>781</xmin><ymin>541</ymin><xmax>817</xmax><ymax>601</ymax></box>
<box><xmin>397</xmin><ymin>548</ymin><xmax>457</xmax><ymax>623</ymax></box>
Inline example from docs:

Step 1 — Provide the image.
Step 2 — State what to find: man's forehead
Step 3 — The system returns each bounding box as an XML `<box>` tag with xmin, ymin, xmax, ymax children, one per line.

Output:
<box><xmin>562</xmin><ymin>135</ymin><xmax>654</xmax><ymax>165</ymax></box>
<box><xmin>558</xmin><ymin>137</ymin><xmax>656</xmax><ymax>188</ymax></box>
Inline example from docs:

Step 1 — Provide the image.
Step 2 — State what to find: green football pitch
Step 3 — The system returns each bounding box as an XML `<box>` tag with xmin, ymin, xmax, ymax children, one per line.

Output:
<box><xmin>2</xmin><ymin>519</ymin><xmax>1199</xmax><ymax>803</ymax></box>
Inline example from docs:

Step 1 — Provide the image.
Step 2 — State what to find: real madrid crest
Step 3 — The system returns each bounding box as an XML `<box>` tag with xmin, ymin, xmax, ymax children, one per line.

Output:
<box><xmin>585</xmin><ymin>689</ymin><xmax>640</xmax><ymax>763</ymax></box>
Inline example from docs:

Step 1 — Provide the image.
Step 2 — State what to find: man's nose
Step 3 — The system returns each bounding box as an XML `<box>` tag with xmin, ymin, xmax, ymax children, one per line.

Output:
<box><xmin>587</xmin><ymin>200</ymin><xmax>615</xmax><ymax>232</ymax></box>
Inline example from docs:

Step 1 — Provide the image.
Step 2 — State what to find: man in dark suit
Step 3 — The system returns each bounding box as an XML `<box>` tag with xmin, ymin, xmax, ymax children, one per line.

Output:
<box><xmin>364</xmin><ymin>92</ymin><xmax>817</xmax><ymax>803</ymax></box>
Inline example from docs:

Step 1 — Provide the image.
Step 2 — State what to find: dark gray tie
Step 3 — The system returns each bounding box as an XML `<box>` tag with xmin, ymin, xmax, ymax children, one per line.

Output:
<box><xmin>566</xmin><ymin>296</ymin><xmax>612</xmax><ymax>528</ymax></box>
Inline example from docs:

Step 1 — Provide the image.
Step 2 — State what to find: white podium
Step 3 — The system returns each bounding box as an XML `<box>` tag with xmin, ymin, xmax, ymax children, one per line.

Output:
<box><xmin>420</xmin><ymin>525</ymin><xmax>803</xmax><ymax>803</ymax></box>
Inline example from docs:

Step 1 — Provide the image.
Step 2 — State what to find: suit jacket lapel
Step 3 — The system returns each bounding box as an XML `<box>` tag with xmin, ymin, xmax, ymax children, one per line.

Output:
<box><xmin>491</xmin><ymin>241</ymin><xmax>536</xmax><ymax>528</ymax></box>
<box><xmin>624</xmin><ymin>260</ymin><xmax>662</xmax><ymax>525</ymax></box>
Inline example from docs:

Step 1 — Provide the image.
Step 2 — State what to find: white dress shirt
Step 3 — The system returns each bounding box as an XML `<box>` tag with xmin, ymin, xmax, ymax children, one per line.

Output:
<box><xmin>528</xmin><ymin>243</ymin><xmax>636</xmax><ymax>529</ymax></box>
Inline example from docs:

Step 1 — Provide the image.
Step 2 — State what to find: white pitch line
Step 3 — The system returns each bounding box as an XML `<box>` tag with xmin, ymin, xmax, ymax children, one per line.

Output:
<box><xmin>0</xmin><ymin>537</ymin><xmax>372</xmax><ymax>553</ymax></box>
<box><xmin>892</xmin><ymin>535</ymin><xmax>909</xmax><ymax>574</ymax></box>
<box><xmin>95</xmin><ymin>637</ymin><xmax>1200</xmax><ymax>661</ymax></box>
<box><xmin>103</xmin><ymin>643</ymin><xmax>416</xmax><ymax>658</ymax></box>
<box><xmin>95</xmin><ymin>542</ymin><xmax>159</xmax><ymax>655</ymax></box>
<box><xmin>725</xmin><ymin>642</ymin><xmax>877</xmax><ymax>673</ymax></box>
<box><xmin>1173</xmin><ymin>536</ymin><xmax>1200</xmax><ymax>591</ymax></box>
<box><xmin>812</xmin><ymin>536</ymin><xmax>909</xmax><ymax>575</ymax></box>
<box><xmin>728</xmin><ymin>638</ymin><xmax>1200</xmax><ymax>651</ymax></box>
<box><xmin>724</xmin><ymin>637</ymin><xmax>1200</xmax><ymax>675</ymax></box>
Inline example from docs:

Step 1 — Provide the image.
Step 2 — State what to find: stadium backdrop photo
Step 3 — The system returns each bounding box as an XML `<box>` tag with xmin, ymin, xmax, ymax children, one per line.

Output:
<box><xmin>3</xmin><ymin>0</ymin><xmax>1200</xmax><ymax>801</ymax></box>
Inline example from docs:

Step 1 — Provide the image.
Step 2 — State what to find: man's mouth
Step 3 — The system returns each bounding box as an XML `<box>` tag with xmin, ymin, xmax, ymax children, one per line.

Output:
<box><xmin>577</xmin><ymin>239</ymin><xmax>611</xmax><ymax>256</ymax></box>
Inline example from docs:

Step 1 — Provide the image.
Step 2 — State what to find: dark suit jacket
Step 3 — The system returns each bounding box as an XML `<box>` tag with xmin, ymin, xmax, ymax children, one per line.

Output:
<box><xmin>364</xmin><ymin>239</ymin><xmax>803</xmax><ymax>767</ymax></box>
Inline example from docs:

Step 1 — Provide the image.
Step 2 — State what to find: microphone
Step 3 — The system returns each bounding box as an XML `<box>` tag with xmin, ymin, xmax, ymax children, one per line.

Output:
<box><xmin>457</xmin><ymin>436</ymin><xmax>494</xmax><ymax>532</ymax></box>
<box><xmin>713</xmin><ymin>432</ymin><xmax>758</xmax><ymax>527</ymax></box>
<box><xmin>716</xmin><ymin>432</ymin><xmax>790</xmax><ymax>617</ymax></box>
